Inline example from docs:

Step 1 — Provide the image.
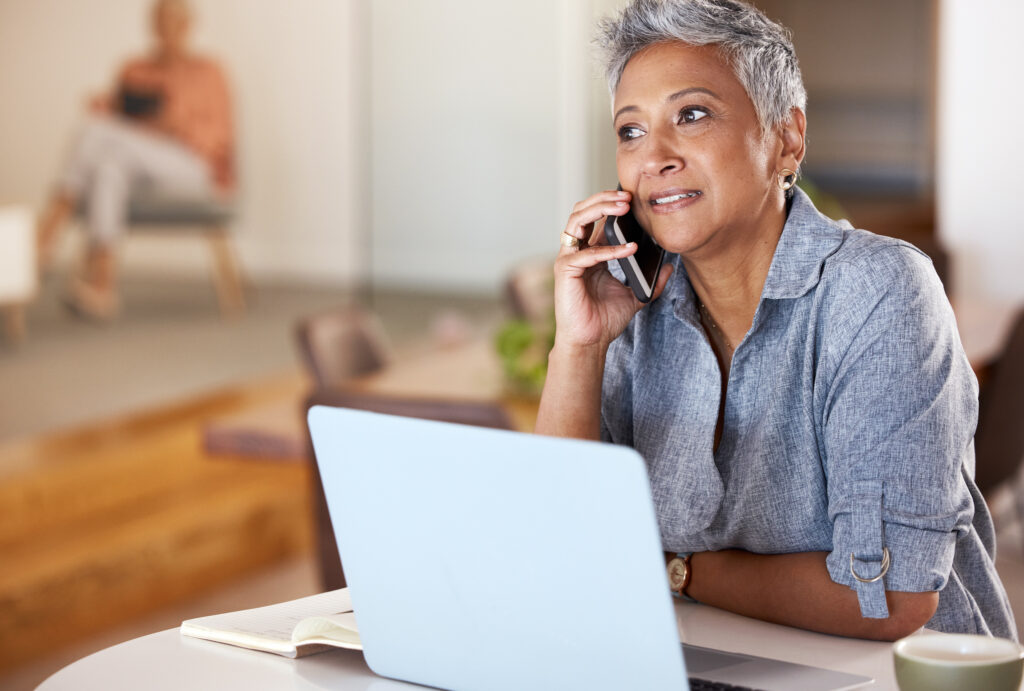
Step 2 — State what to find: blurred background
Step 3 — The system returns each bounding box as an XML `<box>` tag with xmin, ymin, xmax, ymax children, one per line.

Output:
<box><xmin>1</xmin><ymin>0</ymin><xmax>1023</xmax><ymax>688</ymax></box>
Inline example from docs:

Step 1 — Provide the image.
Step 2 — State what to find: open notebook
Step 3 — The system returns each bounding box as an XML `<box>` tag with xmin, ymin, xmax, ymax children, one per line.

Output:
<box><xmin>180</xmin><ymin>588</ymin><xmax>362</xmax><ymax>658</ymax></box>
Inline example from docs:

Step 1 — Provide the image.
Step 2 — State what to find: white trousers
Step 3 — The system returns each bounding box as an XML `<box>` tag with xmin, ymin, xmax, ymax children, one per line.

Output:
<box><xmin>60</xmin><ymin>116</ymin><xmax>212</xmax><ymax>246</ymax></box>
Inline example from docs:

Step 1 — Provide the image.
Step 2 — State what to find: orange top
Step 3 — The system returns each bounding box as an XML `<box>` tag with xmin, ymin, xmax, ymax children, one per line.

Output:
<box><xmin>118</xmin><ymin>54</ymin><xmax>235</xmax><ymax>191</ymax></box>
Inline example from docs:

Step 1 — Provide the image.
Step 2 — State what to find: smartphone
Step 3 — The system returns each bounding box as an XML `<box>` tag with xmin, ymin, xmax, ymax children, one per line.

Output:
<box><xmin>603</xmin><ymin>185</ymin><xmax>666</xmax><ymax>303</ymax></box>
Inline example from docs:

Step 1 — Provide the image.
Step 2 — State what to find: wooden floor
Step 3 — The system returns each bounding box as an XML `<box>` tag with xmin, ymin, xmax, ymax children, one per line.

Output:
<box><xmin>0</xmin><ymin>372</ymin><xmax>314</xmax><ymax>672</ymax></box>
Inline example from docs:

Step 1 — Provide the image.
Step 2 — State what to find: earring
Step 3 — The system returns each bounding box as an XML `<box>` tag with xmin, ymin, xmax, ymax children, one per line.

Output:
<box><xmin>777</xmin><ymin>168</ymin><xmax>797</xmax><ymax>190</ymax></box>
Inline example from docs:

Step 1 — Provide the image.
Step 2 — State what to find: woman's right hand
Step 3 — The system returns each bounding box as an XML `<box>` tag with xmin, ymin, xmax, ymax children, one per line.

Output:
<box><xmin>553</xmin><ymin>189</ymin><xmax>673</xmax><ymax>352</ymax></box>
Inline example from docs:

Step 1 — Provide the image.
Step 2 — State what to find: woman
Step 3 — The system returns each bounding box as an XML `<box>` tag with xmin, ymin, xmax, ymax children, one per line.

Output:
<box><xmin>537</xmin><ymin>0</ymin><xmax>1015</xmax><ymax>641</ymax></box>
<box><xmin>36</xmin><ymin>0</ymin><xmax>233</xmax><ymax>320</ymax></box>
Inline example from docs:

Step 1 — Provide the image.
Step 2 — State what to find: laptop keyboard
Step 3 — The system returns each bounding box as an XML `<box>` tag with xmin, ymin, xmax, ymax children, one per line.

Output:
<box><xmin>688</xmin><ymin>677</ymin><xmax>764</xmax><ymax>691</ymax></box>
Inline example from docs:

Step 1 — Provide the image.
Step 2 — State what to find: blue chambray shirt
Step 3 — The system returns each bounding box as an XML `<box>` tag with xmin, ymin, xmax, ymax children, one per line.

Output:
<box><xmin>601</xmin><ymin>188</ymin><xmax>1016</xmax><ymax>639</ymax></box>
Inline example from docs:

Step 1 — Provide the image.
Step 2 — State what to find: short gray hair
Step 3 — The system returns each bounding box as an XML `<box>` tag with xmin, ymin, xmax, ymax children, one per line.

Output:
<box><xmin>596</xmin><ymin>0</ymin><xmax>806</xmax><ymax>132</ymax></box>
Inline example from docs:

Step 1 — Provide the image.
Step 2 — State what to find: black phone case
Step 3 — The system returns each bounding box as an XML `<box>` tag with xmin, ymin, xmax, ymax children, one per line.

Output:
<box><xmin>119</xmin><ymin>88</ymin><xmax>164</xmax><ymax>119</ymax></box>
<box><xmin>603</xmin><ymin>214</ymin><xmax>666</xmax><ymax>303</ymax></box>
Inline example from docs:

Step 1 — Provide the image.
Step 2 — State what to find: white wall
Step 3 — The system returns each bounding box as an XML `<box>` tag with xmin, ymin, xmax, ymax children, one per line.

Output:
<box><xmin>937</xmin><ymin>0</ymin><xmax>1024</xmax><ymax>304</ymax></box>
<box><xmin>369</xmin><ymin>0</ymin><xmax>608</xmax><ymax>295</ymax></box>
<box><xmin>0</xmin><ymin>0</ymin><xmax>368</xmax><ymax>285</ymax></box>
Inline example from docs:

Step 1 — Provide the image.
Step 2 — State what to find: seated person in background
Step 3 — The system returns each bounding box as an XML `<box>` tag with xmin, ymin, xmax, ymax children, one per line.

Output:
<box><xmin>536</xmin><ymin>0</ymin><xmax>1016</xmax><ymax>641</ymax></box>
<box><xmin>36</xmin><ymin>0</ymin><xmax>233</xmax><ymax>320</ymax></box>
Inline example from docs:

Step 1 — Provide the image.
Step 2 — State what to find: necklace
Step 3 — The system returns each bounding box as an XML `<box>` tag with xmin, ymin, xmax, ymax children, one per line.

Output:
<box><xmin>699</xmin><ymin>302</ymin><xmax>733</xmax><ymax>353</ymax></box>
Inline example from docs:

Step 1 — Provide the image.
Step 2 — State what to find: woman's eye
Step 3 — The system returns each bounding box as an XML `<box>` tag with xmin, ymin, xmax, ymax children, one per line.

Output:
<box><xmin>678</xmin><ymin>107</ymin><xmax>710</xmax><ymax>124</ymax></box>
<box><xmin>618</xmin><ymin>126</ymin><xmax>645</xmax><ymax>142</ymax></box>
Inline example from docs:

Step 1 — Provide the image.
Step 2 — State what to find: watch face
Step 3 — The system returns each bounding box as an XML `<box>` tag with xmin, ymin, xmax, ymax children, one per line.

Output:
<box><xmin>667</xmin><ymin>557</ymin><xmax>688</xmax><ymax>591</ymax></box>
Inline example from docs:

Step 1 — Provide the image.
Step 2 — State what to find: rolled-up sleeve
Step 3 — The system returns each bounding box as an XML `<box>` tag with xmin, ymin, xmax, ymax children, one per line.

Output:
<box><xmin>818</xmin><ymin>245</ymin><xmax>977</xmax><ymax>618</ymax></box>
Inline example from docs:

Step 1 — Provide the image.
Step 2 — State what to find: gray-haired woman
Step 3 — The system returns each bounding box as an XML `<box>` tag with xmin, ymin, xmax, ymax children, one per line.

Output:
<box><xmin>536</xmin><ymin>0</ymin><xmax>1015</xmax><ymax>641</ymax></box>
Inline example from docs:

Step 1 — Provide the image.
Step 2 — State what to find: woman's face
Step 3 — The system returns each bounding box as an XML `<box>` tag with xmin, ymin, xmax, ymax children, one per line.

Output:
<box><xmin>613</xmin><ymin>41</ymin><xmax>787</xmax><ymax>257</ymax></box>
<box><xmin>153</xmin><ymin>0</ymin><xmax>192</xmax><ymax>55</ymax></box>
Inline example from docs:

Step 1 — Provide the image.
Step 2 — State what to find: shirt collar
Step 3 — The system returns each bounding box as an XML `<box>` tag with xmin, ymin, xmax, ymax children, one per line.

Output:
<box><xmin>659</xmin><ymin>186</ymin><xmax>848</xmax><ymax>317</ymax></box>
<box><xmin>761</xmin><ymin>186</ymin><xmax>848</xmax><ymax>300</ymax></box>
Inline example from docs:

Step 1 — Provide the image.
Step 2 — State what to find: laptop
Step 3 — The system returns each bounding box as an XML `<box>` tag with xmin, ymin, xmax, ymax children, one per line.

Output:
<box><xmin>308</xmin><ymin>406</ymin><xmax>872</xmax><ymax>691</ymax></box>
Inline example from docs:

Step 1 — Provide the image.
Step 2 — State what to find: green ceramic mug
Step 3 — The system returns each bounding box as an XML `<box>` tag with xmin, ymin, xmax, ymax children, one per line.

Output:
<box><xmin>893</xmin><ymin>633</ymin><xmax>1024</xmax><ymax>691</ymax></box>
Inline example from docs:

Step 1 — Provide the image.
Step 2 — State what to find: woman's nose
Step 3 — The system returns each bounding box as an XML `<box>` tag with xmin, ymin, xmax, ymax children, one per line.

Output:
<box><xmin>641</xmin><ymin>134</ymin><xmax>684</xmax><ymax>177</ymax></box>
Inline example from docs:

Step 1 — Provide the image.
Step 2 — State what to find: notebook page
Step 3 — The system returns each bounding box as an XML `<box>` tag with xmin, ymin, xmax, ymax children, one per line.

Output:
<box><xmin>180</xmin><ymin>589</ymin><xmax>354</xmax><ymax>656</ymax></box>
<box><xmin>292</xmin><ymin>612</ymin><xmax>361</xmax><ymax>648</ymax></box>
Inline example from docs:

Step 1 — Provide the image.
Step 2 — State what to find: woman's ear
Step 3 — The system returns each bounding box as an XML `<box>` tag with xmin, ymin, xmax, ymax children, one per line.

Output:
<box><xmin>778</xmin><ymin>107</ymin><xmax>806</xmax><ymax>171</ymax></box>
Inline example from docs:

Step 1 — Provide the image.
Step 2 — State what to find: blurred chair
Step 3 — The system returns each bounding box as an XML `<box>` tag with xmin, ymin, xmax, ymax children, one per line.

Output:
<box><xmin>131</xmin><ymin>193</ymin><xmax>244</xmax><ymax>315</ymax></box>
<box><xmin>304</xmin><ymin>388</ymin><xmax>515</xmax><ymax>590</ymax></box>
<box><xmin>505</xmin><ymin>258</ymin><xmax>553</xmax><ymax>324</ymax></box>
<box><xmin>294</xmin><ymin>305</ymin><xmax>393</xmax><ymax>389</ymax></box>
<box><xmin>79</xmin><ymin>192</ymin><xmax>245</xmax><ymax>316</ymax></box>
<box><xmin>974</xmin><ymin>308</ymin><xmax>1024</xmax><ymax>536</ymax></box>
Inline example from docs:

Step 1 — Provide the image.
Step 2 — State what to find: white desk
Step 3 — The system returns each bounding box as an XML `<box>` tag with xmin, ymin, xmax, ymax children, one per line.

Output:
<box><xmin>39</xmin><ymin>599</ymin><xmax>898</xmax><ymax>690</ymax></box>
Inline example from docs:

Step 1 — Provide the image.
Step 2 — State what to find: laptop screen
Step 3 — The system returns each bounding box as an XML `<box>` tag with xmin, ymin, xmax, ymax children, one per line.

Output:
<box><xmin>309</xmin><ymin>406</ymin><xmax>688</xmax><ymax>691</ymax></box>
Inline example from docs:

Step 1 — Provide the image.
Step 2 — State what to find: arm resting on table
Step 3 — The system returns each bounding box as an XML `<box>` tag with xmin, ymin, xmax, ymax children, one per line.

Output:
<box><xmin>687</xmin><ymin>549</ymin><xmax>938</xmax><ymax>641</ymax></box>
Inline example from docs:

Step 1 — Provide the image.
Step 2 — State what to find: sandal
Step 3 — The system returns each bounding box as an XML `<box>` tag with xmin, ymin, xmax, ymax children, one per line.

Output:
<box><xmin>62</xmin><ymin>279</ymin><xmax>120</xmax><ymax>322</ymax></box>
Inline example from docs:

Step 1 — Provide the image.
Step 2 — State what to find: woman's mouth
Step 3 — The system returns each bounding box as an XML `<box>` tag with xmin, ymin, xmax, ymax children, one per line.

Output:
<box><xmin>652</xmin><ymin>192</ymin><xmax>699</xmax><ymax>205</ymax></box>
<box><xmin>649</xmin><ymin>190</ymin><xmax>702</xmax><ymax>212</ymax></box>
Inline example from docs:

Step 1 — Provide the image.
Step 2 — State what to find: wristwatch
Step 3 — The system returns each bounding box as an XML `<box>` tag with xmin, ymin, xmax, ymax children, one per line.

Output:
<box><xmin>667</xmin><ymin>553</ymin><xmax>692</xmax><ymax>597</ymax></box>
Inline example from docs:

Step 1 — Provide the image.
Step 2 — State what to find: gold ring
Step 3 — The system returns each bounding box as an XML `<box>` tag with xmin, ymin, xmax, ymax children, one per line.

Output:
<box><xmin>561</xmin><ymin>232</ymin><xmax>582</xmax><ymax>248</ymax></box>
